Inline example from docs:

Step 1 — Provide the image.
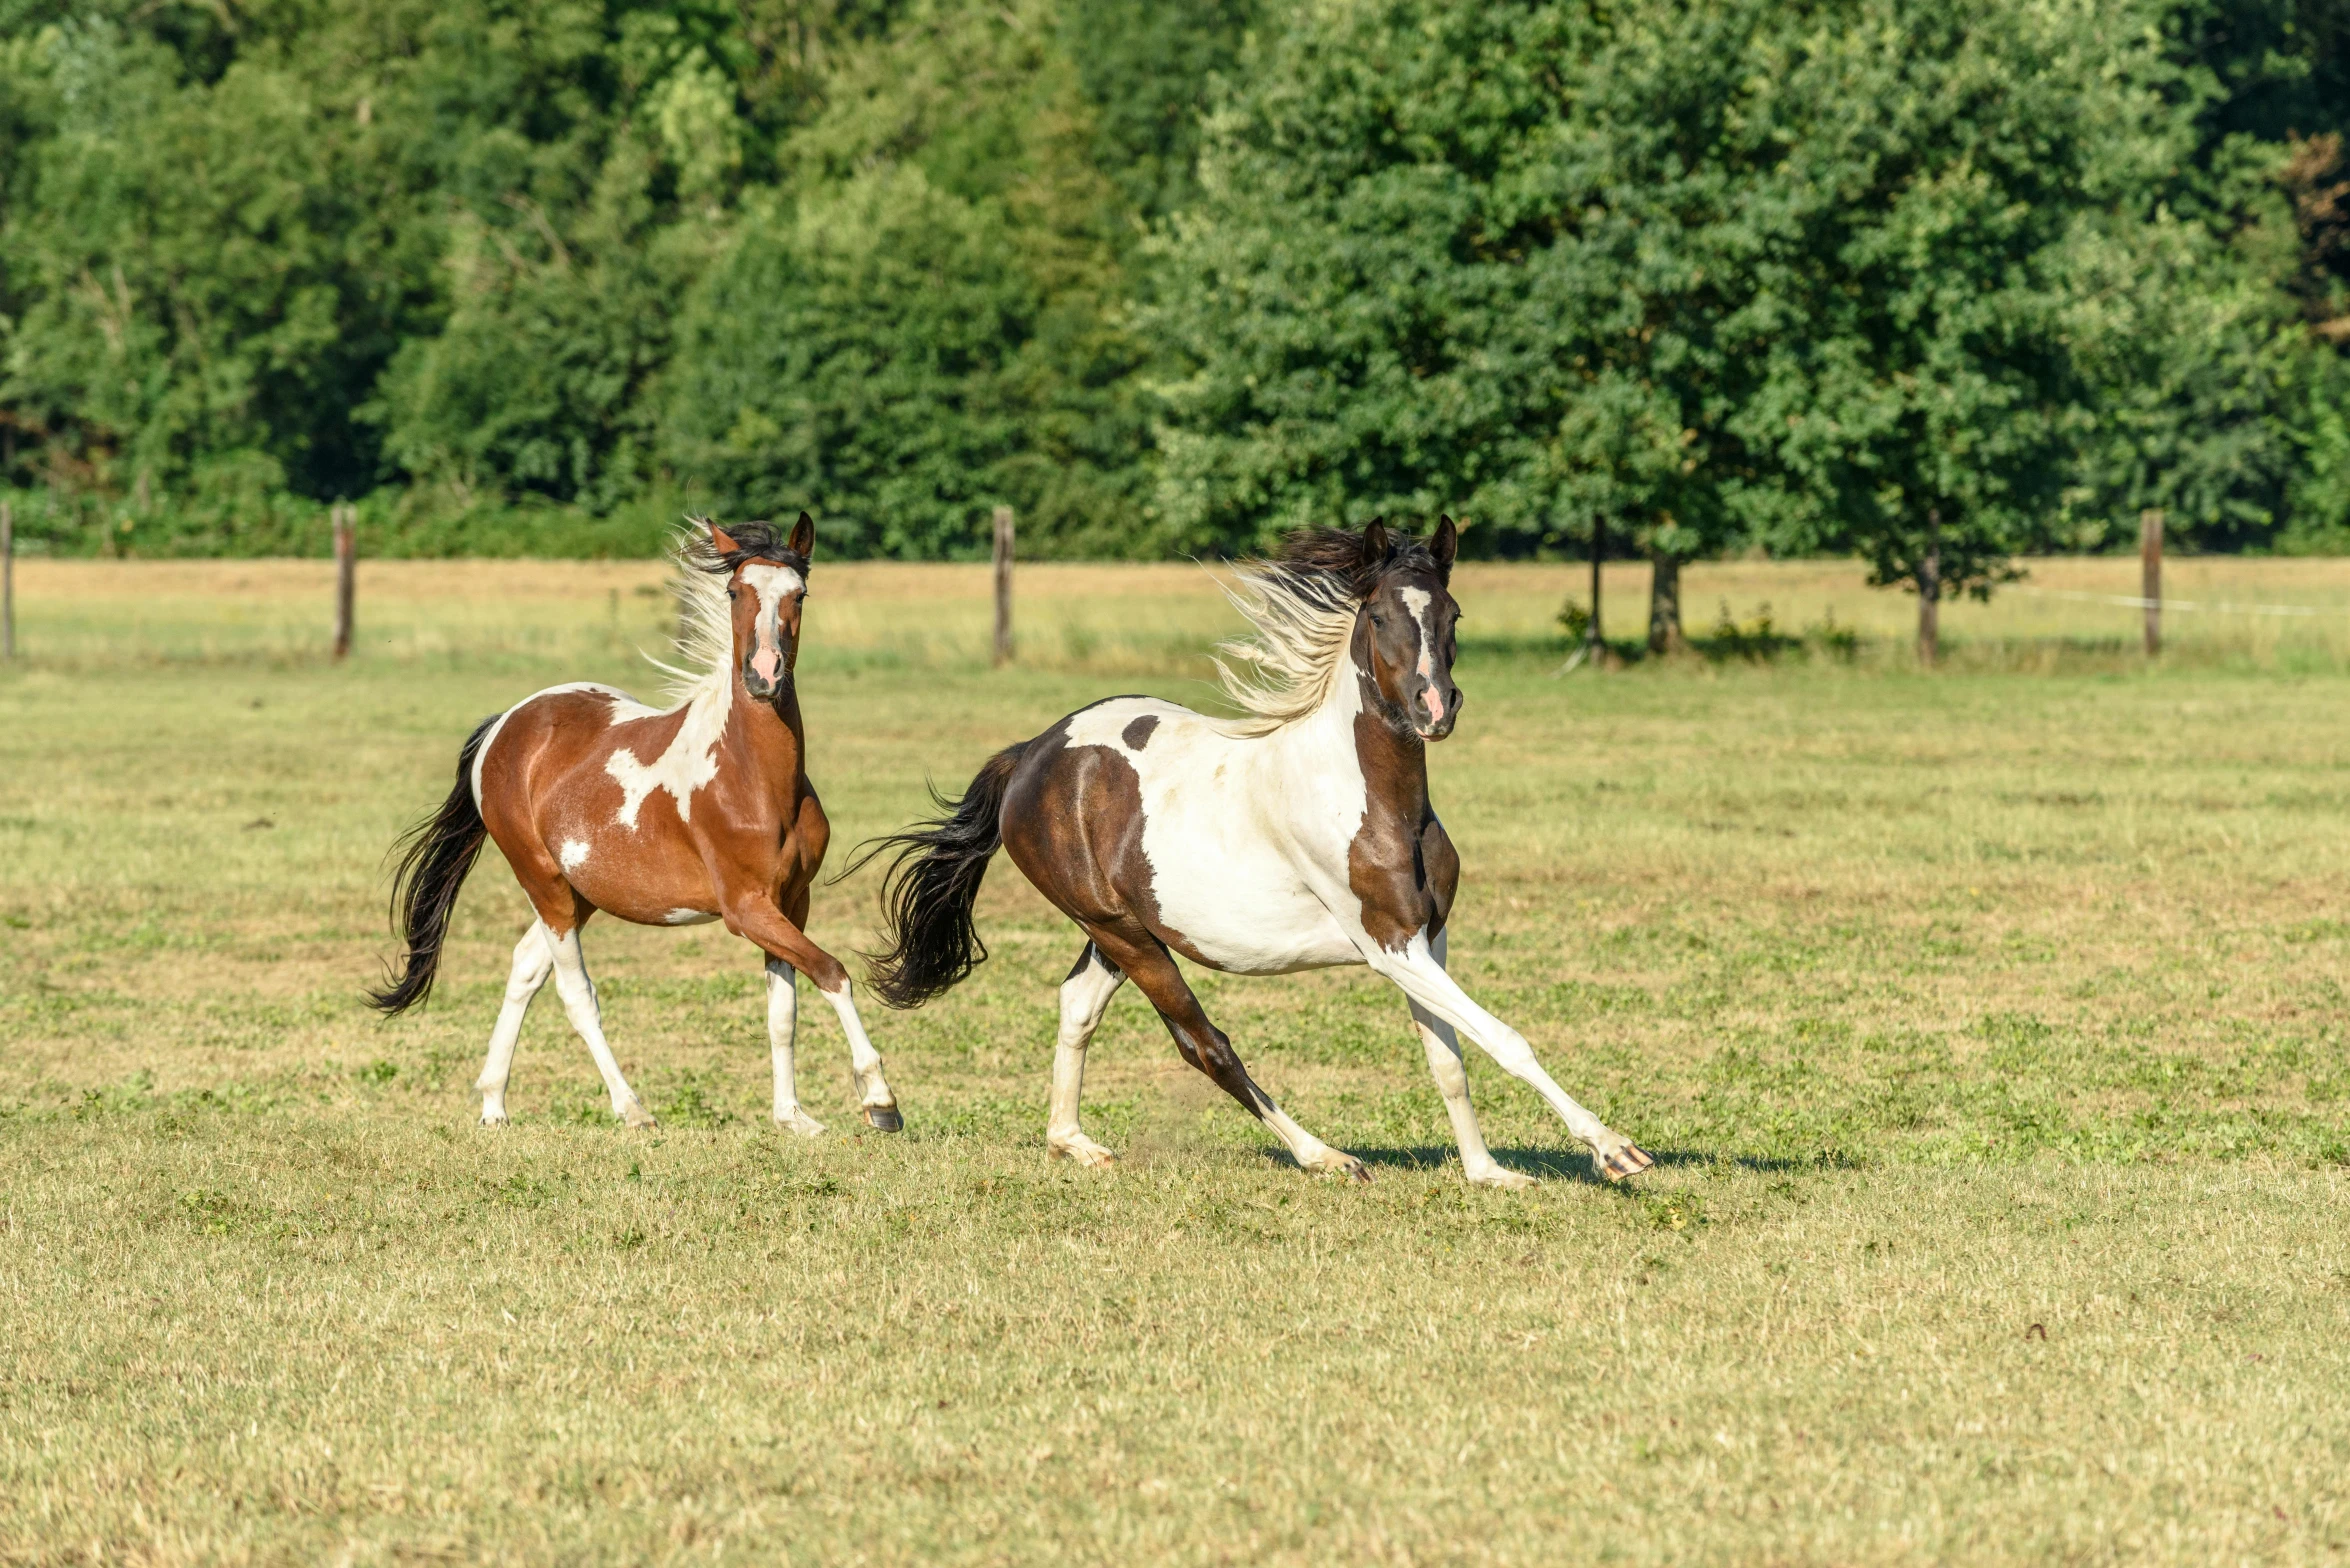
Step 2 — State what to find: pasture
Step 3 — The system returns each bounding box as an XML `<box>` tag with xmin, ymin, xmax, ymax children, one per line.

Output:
<box><xmin>3</xmin><ymin>556</ymin><xmax>2349</xmax><ymax>1565</ymax></box>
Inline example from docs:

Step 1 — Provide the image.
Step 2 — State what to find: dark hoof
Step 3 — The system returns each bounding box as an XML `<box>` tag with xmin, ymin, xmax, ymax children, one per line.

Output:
<box><xmin>864</xmin><ymin>1104</ymin><xmax>904</xmax><ymax>1133</ymax></box>
<box><xmin>1596</xmin><ymin>1142</ymin><xmax>1654</xmax><ymax>1182</ymax></box>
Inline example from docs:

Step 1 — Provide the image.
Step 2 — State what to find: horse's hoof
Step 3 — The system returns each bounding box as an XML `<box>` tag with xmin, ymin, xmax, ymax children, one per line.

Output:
<box><xmin>1048</xmin><ymin>1136</ymin><xmax>1118</xmax><ymax>1169</ymax></box>
<box><xmin>775</xmin><ymin>1110</ymin><xmax>827</xmax><ymax>1139</ymax></box>
<box><xmin>863</xmin><ymin>1104</ymin><xmax>903</xmax><ymax>1133</ymax></box>
<box><xmin>1595</xmin><ymin>1142</ymin><xmax>1654</xmax><ymax>1182</ymax></box>
<box><xmin>1309</xmin><ymin>1152</ymin><xmax>1372</xmax><ymax>1184</ymax></box>
<box><xmin>619</xmin><ymin>1100</ymin><xmax>659</xmax><ymax>1130</ymax></box>
<box><xmin>1468</xmin><ymin>1166</ymin><xmax>1536</xmax><ymax>1191</ymax></box>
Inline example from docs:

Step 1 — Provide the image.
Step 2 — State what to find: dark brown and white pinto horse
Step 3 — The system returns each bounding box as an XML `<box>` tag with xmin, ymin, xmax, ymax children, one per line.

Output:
<box><xmin>859</xmin><ymin>519</ymin><xmax>1649</xmax><ymax>1185</ymax></box>
<box><xmin>367</xmin><ymin>515</ymin><xmax>901</xmax><ymax>1135</ymax></box>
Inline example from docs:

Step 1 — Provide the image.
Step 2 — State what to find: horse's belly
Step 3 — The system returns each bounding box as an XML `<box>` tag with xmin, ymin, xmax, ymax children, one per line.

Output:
<box><xmin>539</xmin><ymin>811</ymin><xmax>720</xmax><ymax>928</ymax></box>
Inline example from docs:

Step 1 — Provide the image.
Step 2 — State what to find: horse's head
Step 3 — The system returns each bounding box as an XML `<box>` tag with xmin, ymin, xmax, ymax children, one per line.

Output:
<box><xmin>1351</xmin><ymin>516</ymin><xmax>1463</xmax><ymax>742</ymax></box>
<box><xmin>706</xmin><ymin>513</ymin><xmax>815</xmax><ymax>701</ymax></box>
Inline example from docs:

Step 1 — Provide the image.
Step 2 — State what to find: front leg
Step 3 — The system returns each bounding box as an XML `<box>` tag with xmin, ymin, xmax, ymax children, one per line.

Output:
<box><xmin>1408</xmin><ymin>930</ymin><xmax>1532</xmax><ymax>1189</ymax></box>
<box><xmin>1368</xmin><ymin>931</ymin><xmax>1651</xmax><ymax>1183</ymax></box>
<box><xmin>723</xmin><ymin>893</ymin><xmax>902</xmax><ymax>1132</ymax></box>
<box><xmin>766</xmin><ymin>958</ymin><xmax>826</xmax><ymax>1137</ymax></box>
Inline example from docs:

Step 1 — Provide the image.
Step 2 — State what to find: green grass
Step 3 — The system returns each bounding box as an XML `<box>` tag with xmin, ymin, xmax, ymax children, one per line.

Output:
<box><xmin>3</xmin><ymin>561</ymin><xmax>2349</xmax><ymax>1564</ymax></box>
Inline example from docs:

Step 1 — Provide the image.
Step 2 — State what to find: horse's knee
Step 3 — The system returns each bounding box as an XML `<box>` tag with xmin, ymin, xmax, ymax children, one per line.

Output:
<box><xmin>1483</xmin><ymin>1027</ymin><xmax>1539</xmax><ymax>1078</ymax></box>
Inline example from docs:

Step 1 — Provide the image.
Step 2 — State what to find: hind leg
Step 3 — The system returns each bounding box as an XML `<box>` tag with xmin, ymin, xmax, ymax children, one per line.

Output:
<box><xmin>477</xmin><ymin>922</ymin><xmax>555</xmax><ymax>1125</ymax></box>
<box><xmin>766</xmin><ymin>958</ymin><xmax>825</xmax><ymax>1137</ymax></box>
<box><xmin>1089</xmin><ymin>924</ymin><xmax>1367</xmax><ymax>1183</ymax></box>
<box><xmin>543</xmin><ymin>916</ymin><xmax>656</xmax><ymax>1128</ymax></box>
<box><xmin>1048</xmin><ymin>942</ymin><xmax>1125</xmax><ymax>1168</ymax></box>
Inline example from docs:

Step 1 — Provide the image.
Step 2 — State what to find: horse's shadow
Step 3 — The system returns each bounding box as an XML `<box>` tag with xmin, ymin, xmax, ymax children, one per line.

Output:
<box><xmin>1259</xmin><ymin>1143</ymin><xmax>1829</xmax><ymax>1188</ymax></box>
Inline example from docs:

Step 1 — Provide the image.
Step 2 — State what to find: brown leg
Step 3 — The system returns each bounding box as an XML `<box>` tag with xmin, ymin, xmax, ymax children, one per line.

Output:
<box><xmin>1082</xmin><ymin>922</ymin><xmax>1367</xmax><ymax>1182</ymax></box>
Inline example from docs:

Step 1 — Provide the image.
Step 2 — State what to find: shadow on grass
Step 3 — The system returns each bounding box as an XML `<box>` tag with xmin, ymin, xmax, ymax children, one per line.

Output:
<box><xmin>1269</xmin><ymin>1143</ymin><xmax>1853</xmax><ymax>1185</ymax></box>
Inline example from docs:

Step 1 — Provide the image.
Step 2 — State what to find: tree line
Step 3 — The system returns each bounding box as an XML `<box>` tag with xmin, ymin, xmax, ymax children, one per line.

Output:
<box><xmin>2</xmin><ymin>0</ymin><xmax>2346</xmax><ymax>634</ymax></box>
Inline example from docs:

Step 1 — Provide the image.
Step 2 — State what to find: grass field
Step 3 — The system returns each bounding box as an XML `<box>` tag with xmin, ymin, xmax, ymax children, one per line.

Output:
<box><xmin>4</xmin><ymin>556</ymin><xmax>2349</xmax><ymax>1564</ymax></box>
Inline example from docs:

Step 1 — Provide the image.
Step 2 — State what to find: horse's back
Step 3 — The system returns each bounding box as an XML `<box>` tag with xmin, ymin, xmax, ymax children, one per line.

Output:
<box><xmin>472</xmin><ymin>682</ymin><xmax>663</xmax><ymax>810</ymax></box>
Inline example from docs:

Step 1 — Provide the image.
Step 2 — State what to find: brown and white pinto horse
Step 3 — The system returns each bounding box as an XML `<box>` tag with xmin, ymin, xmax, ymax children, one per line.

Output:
<box><xmin>859</xmin><ymin>519</ymin><xmax>1650</xmax><ymax>1185</ymax></box>
<box><xmin>367</xmin><ymin>515</ymin><xmax>901</xmax><ymax>1135</ymax></box>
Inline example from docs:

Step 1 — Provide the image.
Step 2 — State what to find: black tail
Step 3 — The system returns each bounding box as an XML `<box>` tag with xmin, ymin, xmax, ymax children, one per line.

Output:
<box><xmin>367</xmin><ymin>715</ymin><xmax>499</xmax><ymax>1016</ymax></box>
<box><xmin>848</xmin><ymin>740</ymin><xmax>1032</xmax><ymax>1010</ymax></box>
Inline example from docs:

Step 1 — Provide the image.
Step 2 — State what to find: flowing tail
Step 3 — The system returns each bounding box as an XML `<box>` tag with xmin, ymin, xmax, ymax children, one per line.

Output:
<box><xmin>367</xmin><ymin>715</ymin><xmax>499</xmax><ymax>1016</ymax></box>
<box><xmin>849</xmin><ymin>740</ymin><xmax>1031</xmax><ymax>1009</ymax></box>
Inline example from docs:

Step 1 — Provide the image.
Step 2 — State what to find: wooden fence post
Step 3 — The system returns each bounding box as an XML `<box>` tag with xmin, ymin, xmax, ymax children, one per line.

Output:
<box><xmin>992</xmin><ymin>505</ymin><xmax>1014</xmax><ymax>668</ymax></box>
<box><xmin>2140</xmin><ymin>507</ymin><xmax>2163</xmax><ymax>657</ymax></box>
<box><xmin>332</xmin><ymin>503</ymin><xmax>356</xmax><ymax>662</ymax></box>
<box><xmin>2</xmin><ymin>500</ymin><xmax>15</xmax><ymax>662</ymax></box>
<box><xmin>1585</xmin><ymin>512</ymin><xmax>1605</xmax><ymax>664</ymax></box>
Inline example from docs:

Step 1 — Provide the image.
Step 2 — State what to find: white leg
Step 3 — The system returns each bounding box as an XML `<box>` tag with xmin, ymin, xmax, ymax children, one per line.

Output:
<box><xmin>1368</xmin><ymin>931</ymin><xmax>1651</xmax><ymax>1181</ymax></box>
<box><xmin>545</xmin><ymin>925</ymin><xmax>656</xmax><ymax>1128</ymax></box>
<box><xmin>1407</xmin><ymin>931</ymin><xmax>1531</xmax><ymax>1188</ymax></box>
<box><xmin>1048</xmin><ymin>944</ymin><xmax>1125</xmax><ymax>1168</ymax></box>
<box><xmin>767</xmin><ymin>958</ymin><xmax>824</xmax><ymax>1137</ymax></box>
<box><xmin>476</xmin><ymin>922</ymin><xmax>555</xmax><ymax>1125</ymax></box>
<box><xmin>813</xmin><ymin>977</ymin><xmax>901</xmax><ymax>1132</ymax></box>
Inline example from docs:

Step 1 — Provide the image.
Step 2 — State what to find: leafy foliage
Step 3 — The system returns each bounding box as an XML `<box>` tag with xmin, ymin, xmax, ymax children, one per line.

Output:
<box><xmin>0</xmin><ymin>0</ymin><xmax>2344</xmax><ymax>563</ymax></box>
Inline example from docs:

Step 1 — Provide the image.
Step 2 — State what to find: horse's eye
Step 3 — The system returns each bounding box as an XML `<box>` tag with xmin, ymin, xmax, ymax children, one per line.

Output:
<box><xmin>727</xmin><ymin>589</ymin><xmax>738</xmax><ymax>601</ymax></box>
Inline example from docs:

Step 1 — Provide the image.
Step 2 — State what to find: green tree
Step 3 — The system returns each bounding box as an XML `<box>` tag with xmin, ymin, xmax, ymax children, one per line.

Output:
<box><xmin>1146</xmin><ymin>0</ymin><xmax>1787</xmax><ymax>638</ymax></box>
<box><xmin>1726</xmin><ymin>0</ymin><xmax>2153</xmax><ymax>664</ymax></box>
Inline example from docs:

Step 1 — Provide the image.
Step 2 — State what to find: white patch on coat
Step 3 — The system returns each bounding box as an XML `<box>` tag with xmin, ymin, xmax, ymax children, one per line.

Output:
<box><xmin>1060</xmin><ymin>678</ymin><xmax>1371</xmax><ymax>976</ymax></box>
<box><xmin>470</xmin><ymin>683</ymin><xmax>659</xmax><ymax>809</ymax></box>
<box><xmin>663</xmin><ymin>908</ymin><xmax>719</xmax><ymax>925</ymax></box>
<box><xmin>559</xmin><ymin>839</ymin><xmax>591</xmax><ymax>871</ymax></box>
<box><xmin>605</xmin><ymin>680</ymin><xmax>730</xmax><ymax>829</ymax></box>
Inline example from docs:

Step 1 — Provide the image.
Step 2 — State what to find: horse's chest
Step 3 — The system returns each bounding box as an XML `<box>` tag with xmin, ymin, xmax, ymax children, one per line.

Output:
<box><xmin>1130</xmin><ymin>751</ymin><xmax>1365</xmax><ymax>975</ymax></box>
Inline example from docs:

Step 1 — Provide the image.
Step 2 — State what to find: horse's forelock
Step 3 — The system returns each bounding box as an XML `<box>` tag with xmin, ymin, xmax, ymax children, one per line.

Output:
<box><xmin>1271</xmin><ymin>525</ymin><xmax>1440</xmax><ymax>600</ymax></box>
<box><xmin>690</xmin><ymin>517</ymin><xmax>810</xmax><ymax>578</ymax></box>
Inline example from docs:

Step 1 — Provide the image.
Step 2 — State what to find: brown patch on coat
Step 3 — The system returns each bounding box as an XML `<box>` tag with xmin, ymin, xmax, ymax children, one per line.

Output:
<box><xmin>1121</xmin><ymin>714</ymin><xmax>1159</xmax><ymax>750</ymax></box>
<box><xmin>1343</xmin><ymin>648</ymin><xmax>1448</xmax><ymax>953</ymax></box>
<box><xmin>998</xmin><ymin>706</ymin><xmax>1212</xmax><ymax>969</ymax></box>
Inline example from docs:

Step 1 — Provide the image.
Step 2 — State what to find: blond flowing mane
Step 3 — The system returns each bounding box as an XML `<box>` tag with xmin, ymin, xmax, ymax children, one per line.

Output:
<box><xmin>645</xmin><ymin>522</ymin><xmax>738</xmax><ymax>711</ymax></box>
<box><xmin>1206</xmin><ymin>560</ymin><xmax>1363</xmax><ymax>736</ymax></box>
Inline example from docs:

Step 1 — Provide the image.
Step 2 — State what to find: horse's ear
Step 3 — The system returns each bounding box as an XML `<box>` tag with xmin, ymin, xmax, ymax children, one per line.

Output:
<box><xmin>1361</xmin><ymin>516</ymin><xmax>1389</xmax><ymax>566</ymax></box>
<box><xmin>707</xmin><ymin>520</ymin><xmax>741</xmax><ymax>558</ymax></box>
<box><xmin>789</xmin><ymin>511</ymin><xmax>816</xmax><ymax>561</ymax></box>
<box><xmin>1432</xmin><ymin>515</ymin><xmax>1458</xmax><ymax>581</ymax></box>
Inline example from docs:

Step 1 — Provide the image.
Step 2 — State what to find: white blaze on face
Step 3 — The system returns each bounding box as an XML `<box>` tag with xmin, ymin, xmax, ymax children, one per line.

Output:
<box><xmin>737</xmin><ymin>563</ymin><xmax>804</xmax><ymax>686</ymax></box>
<box><xmin>1397</xmin><ymin>586</ymin><xmax>1443</xmax><ymax>724</ymax></box>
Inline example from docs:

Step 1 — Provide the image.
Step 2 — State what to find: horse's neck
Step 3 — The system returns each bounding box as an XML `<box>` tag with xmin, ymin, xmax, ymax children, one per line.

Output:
<box><xmin>720</xmin><ymin>682</ymin><xmax>805</xmax><ymax>786</ymax></box>
<box><xmin>1275</xmin><ymin>663</ymin><xmax>1428</xmax><ymax>823</ymax></box>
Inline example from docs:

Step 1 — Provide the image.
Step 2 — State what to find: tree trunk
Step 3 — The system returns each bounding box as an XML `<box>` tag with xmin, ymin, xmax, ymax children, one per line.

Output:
<box><xmin>1646</xmin><ymin>554</ymin><xmax>1684</xmax><ymax>654</ymax></box>
<box><xmin>1917</xmin><ymin>509</ymin><xmax>1941</xmax><ymax>668</ymax></box>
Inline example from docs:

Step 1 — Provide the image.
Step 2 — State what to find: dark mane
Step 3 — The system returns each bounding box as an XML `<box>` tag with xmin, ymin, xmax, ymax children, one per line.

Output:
<box><xmin>692</xmin><ymin>516</ymin><xmax>811</xmax><ymax>577</ymax></box>
<box><xmin>1270</xmin><ymin>524</ymin><xmax>1441</xmax><ymax>599</ymax></box>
